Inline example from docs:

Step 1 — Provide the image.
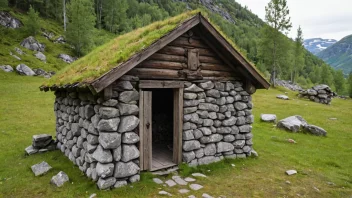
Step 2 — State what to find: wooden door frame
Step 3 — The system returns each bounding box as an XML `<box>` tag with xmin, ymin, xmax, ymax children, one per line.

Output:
<box><xmin>139</xmin><ymin>80</ymin><xmax>184</xmax><ymax>171</ymax></box>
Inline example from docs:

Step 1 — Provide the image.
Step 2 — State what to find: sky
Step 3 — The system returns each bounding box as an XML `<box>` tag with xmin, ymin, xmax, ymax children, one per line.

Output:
<box><xmin>235</xmin><ymin>0</ymin><xmax>352</xmax><ymax>41</ymax></box>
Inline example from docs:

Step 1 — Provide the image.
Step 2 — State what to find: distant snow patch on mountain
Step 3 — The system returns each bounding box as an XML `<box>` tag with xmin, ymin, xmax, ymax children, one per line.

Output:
<box><xmin>303</xmin><ymin>38</ymin><xmax>337</xmax><ymax>55</ymax></box>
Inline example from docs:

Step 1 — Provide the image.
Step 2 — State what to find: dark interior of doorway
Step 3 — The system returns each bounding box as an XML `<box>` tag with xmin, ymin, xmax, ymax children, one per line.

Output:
<box><xmin>151</xmin><ymin>89</ymin><xmax>176</xmax><ymax>170</ymax></box>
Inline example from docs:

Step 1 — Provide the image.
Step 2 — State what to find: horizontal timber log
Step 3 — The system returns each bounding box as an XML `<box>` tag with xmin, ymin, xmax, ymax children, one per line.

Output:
<box><xmin>158</xmin><ymin>46</ymin><xmax>185</xmax><ymax>56</ymax></box>
<box><xmin>201</xmin><ymin>70</ymin><xmax>235</xmax><ymax>77</ymax></box>
<box><xmin>199</xmin><ymin>55</ymin><xmax>223</xmax><ymax>64</ymax></box>
<box><xmin>138</xmin><ymin>60</ymin><xmax>186</xmax><ymax>70</ymax></box>
<box><xmin>180</xmin><ymin>35</ymin><xmax>202</xmax><ymax>40</ymax></box>
<box><xmin>139</xmin><ymin>80</ymin><xmax>184</xmax><ymax>88</ymax></box>
<box><xmin>149</xmin><ymin>53</ymin><xmax>187</xmax><ymax>63</ymax></box>
<box><xmin>194</xmin><ymin>77</ymin><xmax>240</xmax><ymax>82</ymax></box>
<box><xmin>200</xmin><ymin>63</ymin><xmax>233</xmax><ymax>72</ymax></box>
<box><xmin>127</xmin><ymin>68</ymin><xmax>184</xmax><ymax>79</ymax></box>
<box><xmin>169</xmin><ymin>37</ymin><xmax>209</xmax><ymax>49</ymax></box>
<box><xmin>159</xmin><ymin>46</ymin><xmax>216</xmax><ymax>57</ymax></box>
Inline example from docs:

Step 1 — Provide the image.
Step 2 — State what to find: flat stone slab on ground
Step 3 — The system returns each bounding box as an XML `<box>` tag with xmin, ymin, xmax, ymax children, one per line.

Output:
<box><xmin>31</xmin><ymin>161</ymin><xmax>52</xmax><ymax>176</ymax></box>
<box><xmin>159</xmin><ymin>191</ymin><xmax>172</xmax><ymax>196</ymax></box>
<box><xmin>152</xmin><ymin>166</ymin><xmax>178</xmax><ymax>175</ymax></box>
<box><xmin>202</xmin><ymin>193</ymin><xmax>214</xmax><ymax>198</ymax></box>
<box><xmin>184</xmin><ymin>177</ymin><xmax>196</xmax><ymax>182</ymax></box>
<box><xmin>165</xmin><ymin>179</ymin><xmax>177</xmax><ymax>187</ymax></box>
<box><xmin>189</xmin><ymin>183</ymin><xmax>203</xmax><ymax>191</ymax></box>
<box><xmin>191</xmin><ymin>173</ymin><xmax>207</xmax><ymax>178</ymax></box>
<box><xmin>33</xmin><ymin>134</ymin><xmax>52</xmax><ymax>142</ymax></box>
<box><xmin>172</xmin><ymin>176</ymin><xmax>188</xmax><ymax>185</ymax></box>
<box><xmin>179</xmin><ymin>189</ymin><xmax>190</xmax><ymax>194</ymax></box>
<box><xmin>50</xmin><ymin>171</ymin><xmax>69</xmax><ymax>187</ymax></box>
<box><xmin>153</xmin><ymin>178</ymin><xmax>163</xmax><ymax>184</ymax></box>
<box><xmin>25</xmin><ymin>145</ymin><xmax>38</xmax><ymax>155</ymax></box>
<box><xmin>260</xmin><ymin>114</ymin><xmax>277</xmax><ymax>122</ymax></box>
<box><xmin>276</xmin><ymin>95</ymin><xmax>289</xmax><ymax>100</ymax></box>
<box><xmin>286</xmin><ymin>170</ymin><xmax>297</xmax><ymax>175</ymax></box>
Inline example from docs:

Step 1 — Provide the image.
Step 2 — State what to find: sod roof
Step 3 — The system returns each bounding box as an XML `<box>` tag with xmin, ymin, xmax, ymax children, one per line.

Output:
<box><xmin>44</xmin><ymin>10</ymin><xmax>269</xmax><ymax>92</ymax></box>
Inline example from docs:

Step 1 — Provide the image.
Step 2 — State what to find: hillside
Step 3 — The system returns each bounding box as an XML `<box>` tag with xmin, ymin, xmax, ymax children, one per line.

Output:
<box><xmin>317</xmin><ymin>34</ymin><xmax>352</xmax><ymax>74</ymax></box>
<box><xmin>0</xmin><ymin>10</ymin><xmax>115</xmax><ymax>75</ymax></box>
<box><xmin>304</xmin><ymin>38</ymin><xmax>337</xmax><ymax>55</ymax></box>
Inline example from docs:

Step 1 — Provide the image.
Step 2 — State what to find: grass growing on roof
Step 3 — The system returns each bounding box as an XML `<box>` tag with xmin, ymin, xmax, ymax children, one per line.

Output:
<box><xmin>46</xmin><ymin>10</ymin><xmax>203</xmax><ymax>86</ymax></box>
<box><xmin>46</xmin><ymin>9</ymin><xmax>267</xmax><ymax>87</ymax></box>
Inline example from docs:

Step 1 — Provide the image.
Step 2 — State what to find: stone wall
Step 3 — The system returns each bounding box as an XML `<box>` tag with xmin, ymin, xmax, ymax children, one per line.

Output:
<box><xmin>54</xmin><ymin>80</ymin><xmax>141</xmax><ymax>190</ymax></box>
<box><xmin>182</xmin><ymin>81</ymin><xmax>254</xmax><ymax>166</ymax></box>
<box><xmin>54</xmin><ymin>79</ymin><xmax>255</xmax><ymax>189</ymax></box>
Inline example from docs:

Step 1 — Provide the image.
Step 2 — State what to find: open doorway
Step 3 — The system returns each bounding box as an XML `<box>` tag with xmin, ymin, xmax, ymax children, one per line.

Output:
<box><xmin>151</xmin><ymin>89</ymin><xmax>175</xmax><ymax>170</ymax></box>
<box><xmin>139</xmin><ymin>81</ymin><xmax>183</xmax><ymax>171</ymax></box>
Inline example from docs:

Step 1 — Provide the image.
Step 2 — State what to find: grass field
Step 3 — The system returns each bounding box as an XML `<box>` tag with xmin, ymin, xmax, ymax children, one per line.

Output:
<box><xmin>0</xmin><ymin>72</ymin><xmax>351</xmax><ymax>197</ymax></box>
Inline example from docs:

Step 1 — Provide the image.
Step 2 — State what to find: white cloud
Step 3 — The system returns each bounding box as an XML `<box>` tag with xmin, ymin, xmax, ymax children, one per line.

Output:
<box><xmin>235</xmin><ymin>0</ymin><xmax>352</xmax><ymax>40</ymax></box>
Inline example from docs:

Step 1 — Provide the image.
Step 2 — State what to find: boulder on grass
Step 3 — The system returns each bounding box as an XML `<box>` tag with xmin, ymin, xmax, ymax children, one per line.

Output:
<box><xmin>260</xmin><ymin>114</ymin><xmax>277</xmax><ymax>123</ymax></box>
<box><xmin>0</xmin><ymin>65</ymin><xmax>13</xmax><ymax>72</ymax></box>
<box><xmin>277</xmin><ymin>115</ymin><xmax>307</xmax><ymax>132</ymax></box>
<box><xmin>0</xmin><ymin>11</ymin><xmax>22</xmax><ymax>28</ymax></box>
<box><xmin>51</xmin><ymin>171</ymin><xmax>69</xmax><ymax>187</ymax></box>
<box><xmin>303</xmin><ymin>125</ymin><xmax>327</xmax><ymax>136</ymax></box>
<box><xmin>276</xmin><ymin>95</ymin><xmax>289</xmax><ymax>100</ymax></box>
<box><xmin>20</xmin><ymin>36</ymin><xmax>45</xmax><ymax>52</ymax></box>
<box><xmin>16</xmin><ymin>64</ymin><xmax>35</xmax><ymax>76</ymax></box>
<box><xmin>58</xmin><ymin>54</ymin><xmax>76</xmax><ymax>63</ymax></box>
<box><xmin>35</xmin><ymin>52</ymin><xmax>46</xmax><ymax>62</ymax></box>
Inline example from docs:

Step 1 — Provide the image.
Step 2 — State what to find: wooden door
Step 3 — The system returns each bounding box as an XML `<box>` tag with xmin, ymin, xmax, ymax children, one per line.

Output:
<box><xmin>139</xmin><ymin>90</ymin><xmax>152</xmax><ymax>171</ymax></box>
<box><xmin>139</xmin><ymin>85</ymin><xmax>183</xmax><ymax>171</ymax></box>
<box><xmin>173</xmin><ymin>88</ymin><xmax>183</xmax><ymax>164</ymax></box>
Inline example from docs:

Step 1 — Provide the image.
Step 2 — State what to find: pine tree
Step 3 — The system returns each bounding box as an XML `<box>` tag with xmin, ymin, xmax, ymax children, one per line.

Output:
<box><xmin>333</xmin><ymin>70</ymin><xmax>345</xmax><ymax>94</ymax></box>
<box><xmin>320</xmin><ymin>64</ymin><xmax>334</xmax><ymax>87</ymax></box>
<box><xmin>46</xmin><ymin>0</ymin><xmax>63</xmax><ymax>22</ymax></box>
<box><xmin>103</xmin><ymin>0</ymin><xmax>128</xmax><ymax>33</ymax></box>
<box><xmin>0</xmin><ymin>0</ymin><xmax>8</xmax><ymax>8</ymax></box>
<box><xmin>260</xmin><ymin>0</ymin><xmax>292</xmax><ymax>86</ymax></box>
<box><xmin>26</xmin><ymin>6</ymin><xmax>40</xmax><ymax>36</ymax></box>
<box><xmin>348</xmin><ymin>72</ymin><xmax>352</xmax><ymax>98</ymax></box>
<box><xmin>66</xmin><ymin>0</ymin><xmax>96</xmax><ymax>56</ymax></box>
<box><xmin>293</xmin><ymin>26</ymin><xmax>304</xmax><ymax>82</ymax></box>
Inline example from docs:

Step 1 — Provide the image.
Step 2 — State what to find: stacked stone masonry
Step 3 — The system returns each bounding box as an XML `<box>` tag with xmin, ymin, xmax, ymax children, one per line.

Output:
<box><xmin>182</xmin><ymin>81</ymin><xmax>253</xmax><ymax>166</ymax></box>
<box><xmin>54</xmin><ymin>79</ymin><xmax>141</xmax><ymax>190</ymax></box>
<box><xmin>54</xmin><ymin>78</ymin><xmax>254</xmax><ymax>189</ymax></box>
<box><xmin>299</xmin><ymin>84</ymin><xmax>335</xmax><ymax>105</ymax></box>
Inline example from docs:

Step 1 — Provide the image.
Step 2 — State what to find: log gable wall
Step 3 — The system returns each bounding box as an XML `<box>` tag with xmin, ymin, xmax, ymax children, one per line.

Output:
<box><xmin>127</xmin><ymin>29</ymin><xmax>240</xmax><ymax>81</ymax></box>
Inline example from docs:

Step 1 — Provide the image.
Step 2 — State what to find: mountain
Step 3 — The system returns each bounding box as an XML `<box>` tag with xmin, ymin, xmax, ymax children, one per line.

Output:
<box><xmin>317</xmin><ymin>34</ymin><xmax>352</xmax><ymax>74</ymax></box>
<box><xmin>303</xmin><ymin>38</ymin><xmax>337</xmax><ymax>54</ymax></box>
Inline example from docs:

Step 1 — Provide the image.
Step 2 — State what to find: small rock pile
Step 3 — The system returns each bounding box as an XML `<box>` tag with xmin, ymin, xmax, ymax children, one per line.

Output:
<box><xmin>25</xmin><ymin>134</ymin><xmax>56</xmax><ymax>155</ymax></box>
<box><xmin>276</xmin><ymin>79</ymin><xmax>303</xmax><ymax>91</ymax></box>
<box><xmin>12</xmin><ymin>63</ymin><xmax>55</xmax><ymax>78</ymax></box>
<box><xmin>299</xmin><ymin>84</ymin><xmax>336</xmax><ymax>104</ymax></box>
<box><xmin>20</xmin><ymin>36</ymin><xmax>46</xmax><ymax>52</ymax></box>
<box><xmin>0</xmin><ymin>11</ymin><xmax>22</xmax><ymax>29</ymax></box>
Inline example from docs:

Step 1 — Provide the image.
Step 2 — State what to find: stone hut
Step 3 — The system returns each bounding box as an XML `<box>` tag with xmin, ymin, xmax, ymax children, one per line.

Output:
<box><xmin>41</xmin><ymin>12</ymin><xmax>269</xmax><ymax>189</ymax></box>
